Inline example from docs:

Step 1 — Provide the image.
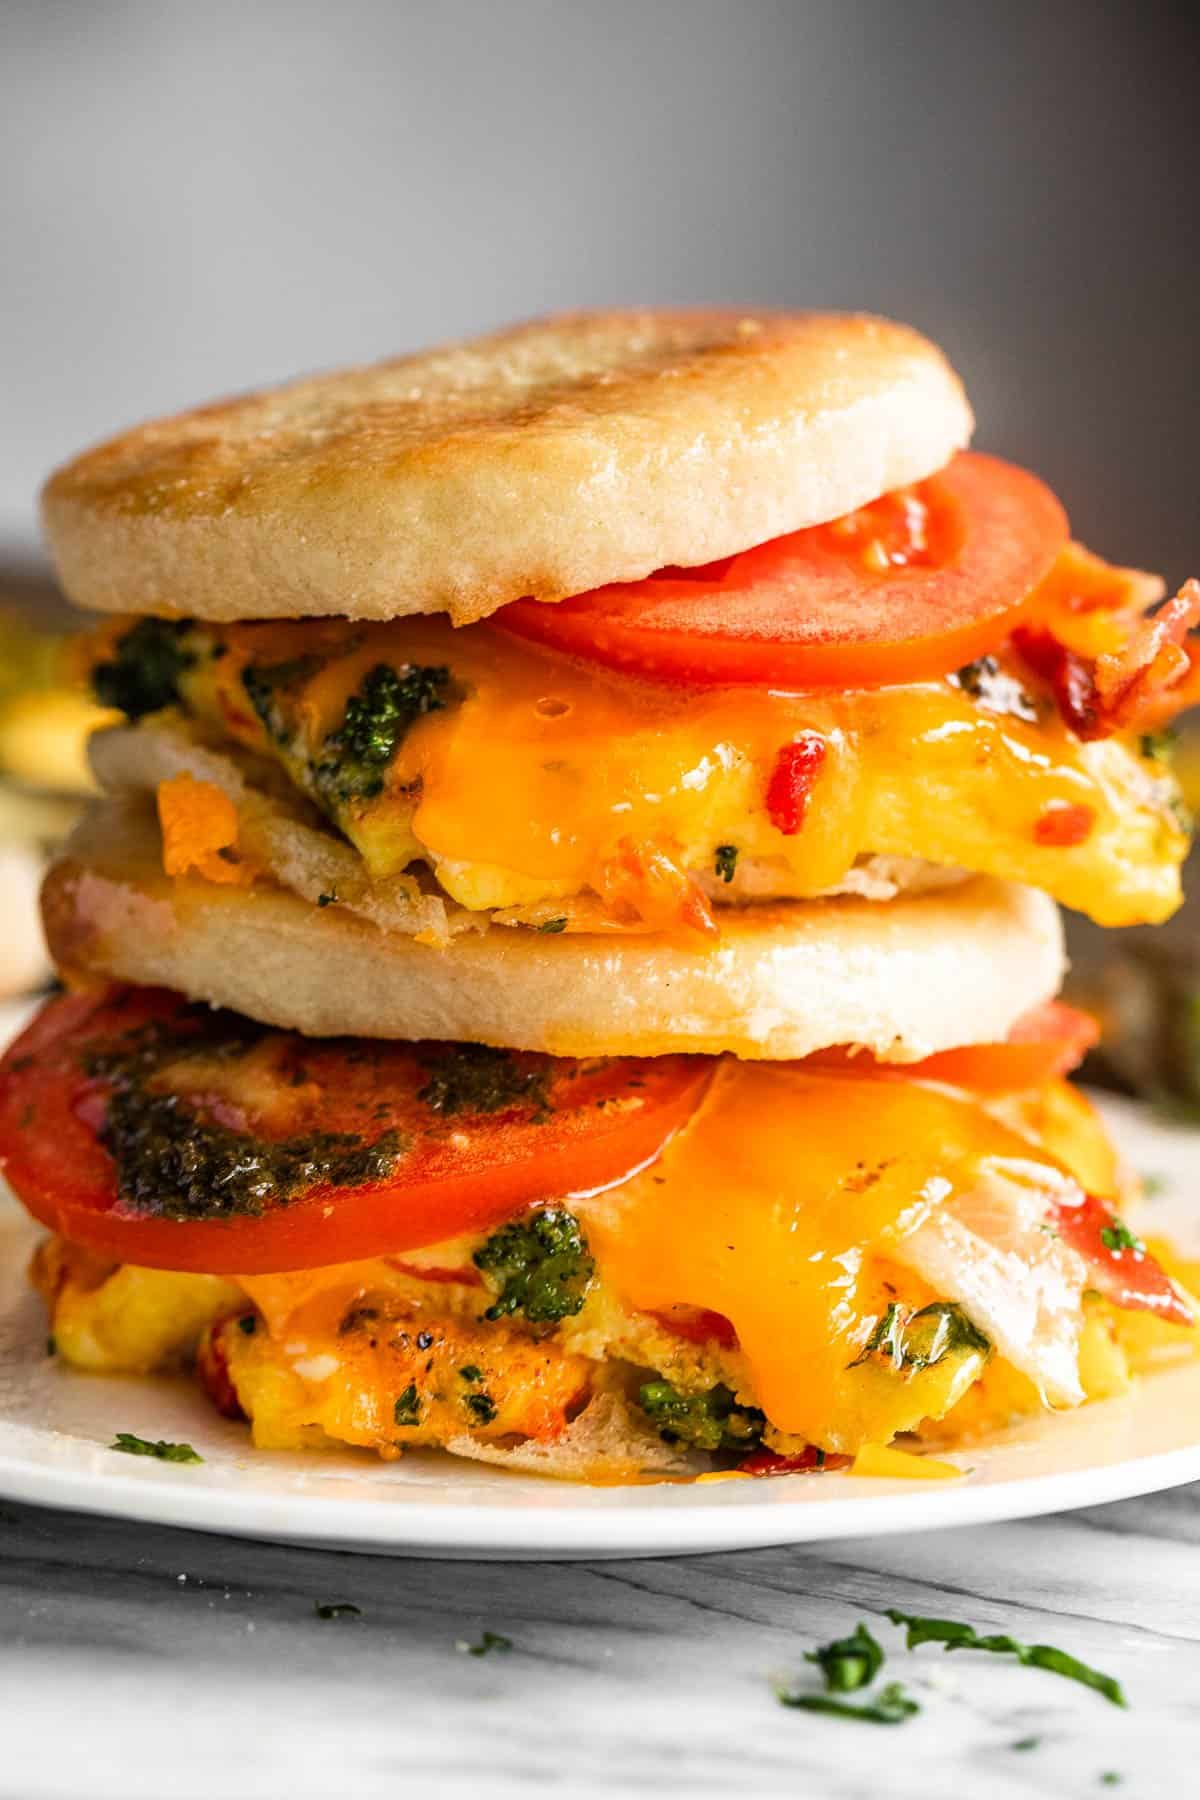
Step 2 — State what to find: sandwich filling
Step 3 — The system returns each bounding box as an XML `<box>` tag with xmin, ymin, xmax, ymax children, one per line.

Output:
<box><xmin>5</xmin><ymin>987</ymin><xmax>1195</xmax><ymax>1479</ymax></box>
<box><xmin>82</xmin><ymin>490</ymin><xmax>1197</xmax><ymax>939</ymax></box>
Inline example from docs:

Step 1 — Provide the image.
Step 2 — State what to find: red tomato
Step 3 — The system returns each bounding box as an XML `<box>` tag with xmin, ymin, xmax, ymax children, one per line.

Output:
<box><xmin>0</xmin><ymin>988</ymin><xmax>710</xmax><ymax>1275</ymax></box>
<box><xmin>804</xmin><ymin>1002</ymin><xmax>1099</xmax><ymax>1093</ymax></box>
<box><xmin>1051</xmin><ymin>1193</ymin><xmax>1194</xmax><ymax>1327</ymax></box>
<box><xmin>736</xmin><ymin>1447</ymin><xmax>851</xmax><ymax>1477</ymax></box>
<box><xmin>493</xmin><ymin>453</ymin><xmax>1068</xmax><ymax>689</ymax></box>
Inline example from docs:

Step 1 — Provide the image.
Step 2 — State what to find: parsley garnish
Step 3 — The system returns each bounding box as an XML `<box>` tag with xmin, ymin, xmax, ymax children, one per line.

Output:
<box><xmin>463</xmin><ymin>1630</ymin><xmax>513</xmax><ymax>1657</ymax></box>
<box><xmin>804</xmin><ymin>1622</ymin><xmax>885</xmax><ymax>1693</ymax></box>
<box><xmin>111</xmin><ymin>1432</ymin><xmax>203</xmax><ymax>1464</ymax></box>
<box><xmin>776</xmin><ymin>1680</ymin><xmax>920</xmax><ymax>1724</ymax></box>
<box><xmin>1139</xmin><ymin>728</ymin><xmax>1178</xmax><ymax>765</ymax></box>
<box><xmin>394</xmin><ymin>1383</ymin><xmax>422</xmax><ymax>1427</ymax></box>
<box><xmin>885</xmin><ymin>1609</ymin><xmax>1127</xmax><ymax>1707</ymax></box>
<box><xmin>536</xmin><ymin>917</ymin><xmax>568</xmax><ymax>934</ymax></box>
<box><xmin>1100</xmin><ymin>1219</ymin><xmax>1143</xmax><ymax>1255</ymax></box>
<box><xmin>714</xmin><ymin>844</ymin><xmax>739</xmax><ymax>884</ymax></box>
<box><xmin>849</xmin><ymin>1301</ymin><xmax>990</xmax><ymax>1373</ymax></box>
<box><xmin>315</xmin><ymin>1602</ymin><xmax>361</xmax><ymax>1619</ymax></box>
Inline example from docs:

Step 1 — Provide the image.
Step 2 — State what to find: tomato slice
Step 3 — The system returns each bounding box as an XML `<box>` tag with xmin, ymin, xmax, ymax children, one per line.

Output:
<box><xmin>1051</xmin><ymin>1193</ymin><xmax>1194</xmax><ymax>1327</ymax></box>
<box><xmin>494</xmin><ymin>453</ymin><xmax>1068</xmax><ymax>689</ymax></box>
<box><xmin>805</xmin><ymin>1003</ymin><xmax>1099</xmax><ymax>1093</ymax></box>
<box><xmin>0</xmin><ymin>988</ymin><xmax>710</xmax><ymax>1275</ymax></box>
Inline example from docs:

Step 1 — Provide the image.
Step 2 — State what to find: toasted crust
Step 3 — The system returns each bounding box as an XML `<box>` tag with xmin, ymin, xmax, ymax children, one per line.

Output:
<box><xmin>44</xmin><ymin>799</ymin><xmax>1063</xmax><ymax>1060</ymax></box>
<box><xmin>41</xmin><ymin>311</ymin><xmax>972</xmax><ymax>626</ymax></box>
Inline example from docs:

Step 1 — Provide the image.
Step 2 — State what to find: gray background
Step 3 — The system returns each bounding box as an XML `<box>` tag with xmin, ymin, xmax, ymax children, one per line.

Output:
<box><xmin>2</xmin><ymin>0</ymin><xmax>1198</xmax><ymax>583</ymax></box>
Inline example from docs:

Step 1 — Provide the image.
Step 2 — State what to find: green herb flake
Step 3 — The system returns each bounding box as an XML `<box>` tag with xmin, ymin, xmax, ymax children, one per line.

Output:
<box><xmin>474</xmin><ymin>1207</ymin><xmax>595</xmax><ymax>1324</ymax></box>
<box><xmin>237</xmin><ymin>1314</ymin><xmax>257</xmax><ymax>1335</ymax></box>
<box><xmin>1140</xmin><ymin>1171</ymin><xmax>1169</xmax><ymax>1197</ymax></box>
<box><xmin>111</xmin><ymin>1432</ymin><xmax>203</xmax><ymax>1464</ymax></box>
<box><xmin>1099</xmin><ymin>1775</ymin><xmax>1123</xmax><ymax>1788</ymax></box>
<box><xmin>714</xmin><ymin>844</ymin><xmax>739</xmax><ymax>884</ymax></box>
<box><xmin>45</xmin><ymin>1335</ymin><xmax>57</xmax><ymax>1358</ymax></box>
<box><xmin>849</xmin><ymin>1301</ymin><xmax>990</xmax><ymax>1374</ymax></box>
<box><xmin>393</xmin><ymin>1383</ymin><xmax>422</xmax><ymax>1427</ymax></box>
<box><xmin>536</xmin><ymin>917</ymin><xmax>568</xmax><ymax>934</ymax></box>
<box><xmin>1011</xmin><ymin>1737</ymin><xmax>1041</xmax><ymax>1752</ymax></box>
<box><xmin>464</xmin><ymin>1391</ymin><xmax>498</xmax><ymax>1426</ymax></box>
<box><xmin>458</xmin><ymin>1365</ymin><xmax>483</xmax><ymax>1383</ymax></box>
<box><xmin>776</xmin><ymin>1679</ymin><xmax>920</xmax><ymax>1725</ymax></box>
<box><xmin>316</xmin><ymin>891</ymin><xmax>338</xmax><ymax>908</ymax></box>
<box><xmin>805</xmin><ymin>1622</ymin><xmax>885</xmax><ymax>1694</ymax></box>
<box><xmin>462</xmin><ymin>1630</ymin><xmax>513</xmax><ymax>1657</ymax></box>
<box><xmin>1100</xmin><ymin>1219</ymin><xmax>1143</xmax><ymax>1255</ymax></box>
<box><xmin>885</xmin><ymin>1610</ymin><xmax>1127</xmax><ymax>1707</ymax></box>
<box><xmin>314</xmin><ymin>1602</ymin><xmax>361</xmax><ymax>1620</ymax></box>
<box><xmin>1139</xmin><ymin>728</ymin><xmax>1178</xmax><ymax>765</ymax></box>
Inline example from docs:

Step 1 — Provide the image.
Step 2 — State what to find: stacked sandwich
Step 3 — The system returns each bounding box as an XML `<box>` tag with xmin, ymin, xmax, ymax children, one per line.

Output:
<box><xmin>3</xmin><ymin>311</ymin><xmax>1198</xmax><ymax>1480</ymax></box>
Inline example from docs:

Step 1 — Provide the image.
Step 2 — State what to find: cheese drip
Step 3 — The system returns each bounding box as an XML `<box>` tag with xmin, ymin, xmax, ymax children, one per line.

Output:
<box><xmin>575</xmin><ymin>1064</ymin><xmax>1082</xmax><ymax>1448</ymax></box>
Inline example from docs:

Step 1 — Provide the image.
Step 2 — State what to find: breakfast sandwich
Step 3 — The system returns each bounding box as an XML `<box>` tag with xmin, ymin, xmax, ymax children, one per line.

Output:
<box><xmin>2</xmin><ymin>310</ymin><xmax>1198</xmax><ymax>1481</ymax></box>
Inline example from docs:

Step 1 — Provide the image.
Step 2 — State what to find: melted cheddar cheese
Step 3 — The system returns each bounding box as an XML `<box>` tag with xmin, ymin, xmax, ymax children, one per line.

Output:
<box><xmin>105</xmin><ymin>595</ymin><xmax>1187</xmax><ymax>930</ymax></box>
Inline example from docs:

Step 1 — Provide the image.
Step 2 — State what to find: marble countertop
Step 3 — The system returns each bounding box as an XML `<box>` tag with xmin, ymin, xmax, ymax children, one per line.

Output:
<box><xmin>3</xmin><ymin>1487</ymin><xmax>1198</xmax><ymax>1798</ymax></box>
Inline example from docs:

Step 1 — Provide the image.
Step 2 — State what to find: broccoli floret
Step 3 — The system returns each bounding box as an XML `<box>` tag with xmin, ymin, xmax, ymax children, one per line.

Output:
<box><xmin>316</xmin><ymin>662</ymin><xmax>451</xmax><ymax>802</ymax></box>
<box><xmin>637</xmin><ymin>1380</ymin><xmax>765</xmax><ymax>1453</ymax></box>
<box><xmin>473</xmin><ymin>1207</ymin><xmax>595</xmax><ymax>1323</ymax></box>
<box><xmin>92</xmin><ymin>618</ymin><xmax>197</xmax><ymax>719</ymax></box>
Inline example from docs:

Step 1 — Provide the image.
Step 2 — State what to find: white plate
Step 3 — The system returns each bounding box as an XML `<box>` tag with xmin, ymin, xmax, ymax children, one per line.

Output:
<box><xmin>1</xmin><ymin>984</ymin><xmax>1198</xmax><ymax>1557</ymax></box>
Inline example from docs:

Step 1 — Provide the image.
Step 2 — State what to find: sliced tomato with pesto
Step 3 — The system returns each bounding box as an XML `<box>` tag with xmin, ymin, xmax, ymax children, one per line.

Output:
<box><xmin>494</xmin><ymin>453</ymin><xmax>1069</xmax><ymax>689</ymax></box>
<box><xmin>0</xmin><ymin>988</ymin><xmax>710</xmax><ymax>1274</ymax></box>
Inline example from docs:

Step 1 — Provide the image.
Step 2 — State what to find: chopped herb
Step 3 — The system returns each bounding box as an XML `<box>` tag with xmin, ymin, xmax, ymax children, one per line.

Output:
<box><xmin>464</xmin><ymin>1391</ymin><xmax>497</xmax><ymax>1425</ymax></box>
<box><xmin>1099</xmin><ymin>1776</ymin><xmax>1123</xmax><ymax>1788</ymax></box>
<box><xmin>474</xmin><ymin>1207</ymin><xmax>595</xmax><ymax>1324</ymax></box>
<box><xmin>463</xmin><ymin>1630</ymin><xmax>512</xmax><ymax>1657</ymax></box>
<box><xmin>1140</xmin><ymin>1172</ymin><xmax>1169</xmax><ymax>1197</ymax></box>
<box><xmin>638</xmin><ymin>1379</ymin><xmax>764</xmax><ymax>1452</ymax></box>
<box><xmin>45</xmin><ymin>1335</ymin><xmax>56</xmax><ymax>1357</ymax></box>
<box><xmin>849</xmin><ymin>1301</ymin><xmax>990</xmax><ymax>1374</ymax></box>
<box><xmin>1139</xmin><ymin>728</ymin><xmax>1178</xmax><ymax>765</ymax></box>
<box><xmin>393</xmin><ymin>1383</ymin><xmax>422</xmax><ymax>1427</ymax></box>
<box><xmin>1100</xmin><ymin>1219</ymin><xmax>1143</xmax><ymax>1255</ymax></box>
<box><xmin>315</xmin><ymin>662</ymin><xmax>452</xmax><ymax>803</ymax></box>
<box><xmin>776</xmin><ymin>1680</ymin><xmax>920</xmax><ymax>1725</ymax></box>
<box><xmin>111</xmin><ymin>1432</ymin><xmax>203</xmax><ymax>1464</ymax></box>
<box><xmin>316</xmin><ymin>891</ymin><xmax>338</xmax><ymax>908</ymax></box>
<box><xmin>92</xmin><ymin>617</ymin><xmax>197</xmax><ymax>718</ymax></box>
<box><xmin>418</xmin><ymin>1044</ymin><xmax>552</xmax><ymax>1119</ymax></box>
<box><xmin>1012</xmin><ymin>1737</ymin><xmax>1041</xmax><ymax>1752</ymax></box>
<box><xmin>237</xmin><ymin>1314</ymin><xmax>257</xmax><ymax>1335</ymax></box>
<box><xmin>714</xmin><ymin>844</ymin><xmax>739</xmax><ymax>884</ymax></box>
<box><xmin>885</xmin><ymin>1609</ymin><xmax>1127</xmax><ymax>1707</ymax></box>
<box><xmin>314</xmin><ymin>1602</ymin><xmax>361</xmax><ymax>1620</ymax></box>
<box><xmin>458</xmin><ymin>1365</ymin><xmax>483</xmax><ymax>1383</ymax></box>
<box><xmin>805</xmin><ymin>1622</ymin><xmax>885</xmax><ymax>1694</ymax></box>
<box><xmin>536</xmin><ymin>917</ymin><xmax>568</xmax><ymax>934</ymax></box>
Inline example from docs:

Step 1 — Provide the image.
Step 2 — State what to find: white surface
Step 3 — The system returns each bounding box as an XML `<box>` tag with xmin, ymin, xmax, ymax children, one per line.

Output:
<box><xmin>0</xmin><ymin>1081</ymin><xmax>1198</xmax><ymax>1559</ymax></box>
